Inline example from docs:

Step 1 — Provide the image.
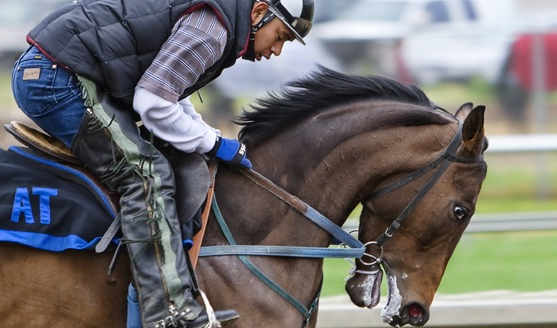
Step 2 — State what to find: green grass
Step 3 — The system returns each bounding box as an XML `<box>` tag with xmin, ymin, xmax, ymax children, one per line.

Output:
<box><xmin>476</xmin><ymin>154</ymin><xmax>557</xmax><ymax>213</ymax></box>
<box><xmin>438</xmin><ymin>231</ymin><xmax>557</xmax><ymax>293</ymax></box>
<box><xmin>322</xmin><ymin>231</ymin><xmax>557</xmax><ymax>296</ymax></box>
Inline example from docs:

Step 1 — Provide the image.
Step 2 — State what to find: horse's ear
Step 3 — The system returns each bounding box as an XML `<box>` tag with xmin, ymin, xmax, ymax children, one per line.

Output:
<box><xmin>455</xmin><ymin>103</ymin><xmax>474</xmax><ymax>122</ymax></box>
<box><xmin>458</xmin><ymin>105</ymin><xmax>486</xmax><ymax>157</ymax></box>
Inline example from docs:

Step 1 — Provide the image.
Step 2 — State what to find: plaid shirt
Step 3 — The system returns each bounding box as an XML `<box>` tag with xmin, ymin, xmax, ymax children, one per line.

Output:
<box><xmin>137</xmin><ymin>7</ymin><xmax>227</xmax><ymax>103</ymax></box>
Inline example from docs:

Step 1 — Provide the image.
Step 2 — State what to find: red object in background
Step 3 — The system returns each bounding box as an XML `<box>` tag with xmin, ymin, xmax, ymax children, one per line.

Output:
<box><xmin>511</xmin><ymin>32</ymin><xmax>557</xmax><ymax>91</ymax></box>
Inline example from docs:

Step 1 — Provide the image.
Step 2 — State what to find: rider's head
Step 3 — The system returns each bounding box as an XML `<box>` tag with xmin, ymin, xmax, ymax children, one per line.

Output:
<box><xmin>245</xmin><ymin>0</ymin><xmax>314</xmax><ymax>61</ymax></box>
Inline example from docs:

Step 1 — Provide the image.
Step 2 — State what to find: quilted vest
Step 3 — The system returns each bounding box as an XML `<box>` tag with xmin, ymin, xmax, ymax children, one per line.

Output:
<box><xmin>27</xmin><ymin>0</ymin><xmax>254</xmax><ymax>106</ymax></box>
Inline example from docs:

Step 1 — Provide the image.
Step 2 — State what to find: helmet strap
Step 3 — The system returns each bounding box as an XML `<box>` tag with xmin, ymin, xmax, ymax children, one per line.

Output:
<box><xmin>242</xmin><ymin>26</ymin><xmax>258</xmax><ymax>61</ymax></box>
<box><xmin>242</xmin><ymin>10</ymin><xmax>276</xmax><ymax>61</ymax></box>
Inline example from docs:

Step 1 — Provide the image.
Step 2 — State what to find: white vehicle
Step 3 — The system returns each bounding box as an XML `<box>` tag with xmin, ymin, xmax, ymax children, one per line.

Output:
<box><xmin>401</xmin><ymin>23</ymin><xmax>514</xmax><ymax>84</ymax></box>
<box><xmin>402</xmin><ymin>1</ymin><xmax>557</xmax><ymax>85</ymax></box>
<box><xmin>314</xmin><ymin>0</ymin><xmax>480</xmax><ymax>43</ymax></box>
<box><xmin>400</xmin><ymin>0</ymin><xmax>519</xmax><ymax>84</ymax></box>
<box><xmin>312</xmin><ymin>0</ymin><xmax>506</xmax><ymax>80</ymax></box>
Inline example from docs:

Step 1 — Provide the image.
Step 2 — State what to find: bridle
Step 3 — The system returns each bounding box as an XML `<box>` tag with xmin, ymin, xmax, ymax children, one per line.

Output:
<box><xmin>357</xmin><ymin>121</ymin><xmax>480</xmax><ymax>268</ymax></box>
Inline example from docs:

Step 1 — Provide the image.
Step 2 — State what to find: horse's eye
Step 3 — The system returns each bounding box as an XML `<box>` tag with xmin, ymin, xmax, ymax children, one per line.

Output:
<box><xmin>453</xmin><ymin>205</ymin><xmax>470</xmax><ymax>222</ymax></box>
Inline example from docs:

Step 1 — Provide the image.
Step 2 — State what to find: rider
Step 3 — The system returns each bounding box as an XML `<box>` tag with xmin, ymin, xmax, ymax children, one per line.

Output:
<box><xmin>11</xmin><ymin>0</ymin><xmax>313</xmax><ymax>327</ymax></box>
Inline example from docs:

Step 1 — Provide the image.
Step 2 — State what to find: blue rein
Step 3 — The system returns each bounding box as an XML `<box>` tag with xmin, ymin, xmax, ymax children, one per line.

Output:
<box><xmin>199</xmin><ymin>169</ymin><xmax>365</xmax><ymax>259</ymax></box>
<box><xmin>199</xmin><ymin>169</ymin><xmax>365</xmax><ymax>326</ymax></box>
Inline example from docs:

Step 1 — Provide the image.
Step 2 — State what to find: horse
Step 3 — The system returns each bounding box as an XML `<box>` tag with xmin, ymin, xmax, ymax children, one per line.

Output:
<box><xmin>0</xmin><ymin>67</ymin><xmax>488</xmax><ymax>327</ymax></box>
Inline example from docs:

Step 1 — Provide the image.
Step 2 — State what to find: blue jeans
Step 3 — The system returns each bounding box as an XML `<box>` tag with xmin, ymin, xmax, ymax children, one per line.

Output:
<box><xmin>11</xmin><ymin>46</ymin><xmax>86</xmax><ymax>147</ymax></box>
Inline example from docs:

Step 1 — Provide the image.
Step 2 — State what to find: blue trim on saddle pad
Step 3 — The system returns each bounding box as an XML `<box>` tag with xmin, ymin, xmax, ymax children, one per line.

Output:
<box><xmin>0</xmin><ymin>229</ymin><xmax>100</xmax><ymax>252</ymax></box>
<box><xmin>8</xmin><ymin>146</ymin><xmax>117</xmax><ymax>218</ymax></box>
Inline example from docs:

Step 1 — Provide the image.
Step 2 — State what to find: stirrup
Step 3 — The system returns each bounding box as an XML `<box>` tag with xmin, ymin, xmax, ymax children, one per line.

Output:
<box><xmin>198</xmin><ymin>290</ymin><xmax>221</xmax><ymax>328</ymax></box>
<box><xmin>195</xmin><ymin>289</ymin><xmax>222</xmax><ymax>328</ymax></box>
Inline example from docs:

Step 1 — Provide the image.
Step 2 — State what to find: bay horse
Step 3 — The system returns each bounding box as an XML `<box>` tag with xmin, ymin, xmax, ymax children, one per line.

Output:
<box><xmin>0</xmin><ymin>67</ymin><xmax>487</xmax><ymax>327</ymax></box>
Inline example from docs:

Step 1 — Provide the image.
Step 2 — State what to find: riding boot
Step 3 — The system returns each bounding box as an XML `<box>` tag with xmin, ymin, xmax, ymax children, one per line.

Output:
<box><xmin>71</xmin><ymin>77</ymin><xmax>236</xmax><ymax>327</ymax></box>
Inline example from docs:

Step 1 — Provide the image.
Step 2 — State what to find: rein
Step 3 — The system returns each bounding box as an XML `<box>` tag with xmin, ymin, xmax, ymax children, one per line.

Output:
<box><xmin>200</xmin><ymin>169</ymin><xmax>365</xmax><ymax>259</ymax></box>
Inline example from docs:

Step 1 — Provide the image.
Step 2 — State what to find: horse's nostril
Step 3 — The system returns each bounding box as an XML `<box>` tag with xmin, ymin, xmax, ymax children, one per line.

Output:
<box><xmin>408</xmin><ymin>303</ymin><xmax>422</xmax><ymax>318</ymax></box>
<box><xmin>406</xmin><ymin>303</ymin><xmax>429</xmax><ymax>326</ymax></box>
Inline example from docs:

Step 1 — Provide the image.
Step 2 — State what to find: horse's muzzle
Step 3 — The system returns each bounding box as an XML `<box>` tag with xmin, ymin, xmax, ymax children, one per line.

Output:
<box><xmin>388</xmin><ymin>302</ymin><xmax>429</xmax><ymax>327</ymax></box>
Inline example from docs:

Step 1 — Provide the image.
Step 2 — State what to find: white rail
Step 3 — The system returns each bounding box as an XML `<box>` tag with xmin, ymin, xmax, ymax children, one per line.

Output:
<box><xmin>466</xmin><ymin>212</ymin><xmax>557</xmax><ymax>232</ymax></box>
<box><xmin>487</xmin><ymin>134</ymin><xmax>557</xmax><ymax>153</ymax></box>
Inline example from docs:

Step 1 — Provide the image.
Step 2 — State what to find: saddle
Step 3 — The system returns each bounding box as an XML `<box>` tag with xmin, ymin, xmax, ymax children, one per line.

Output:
<box><xmin>5</xmin><ymin>121</ymin><xmax>80</xmax><ymax>165</ymax></box>
<box><xmin>3</xmin><ymin>121</ymin><xmax>212</xmax><ymax>255</ymax></box>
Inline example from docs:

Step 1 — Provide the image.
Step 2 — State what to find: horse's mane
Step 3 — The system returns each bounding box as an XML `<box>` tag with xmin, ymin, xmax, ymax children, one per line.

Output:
<box><xmin>237</xmin><ymin>66</ymin><xmax>453</xmax><ymax>146</ymax></box>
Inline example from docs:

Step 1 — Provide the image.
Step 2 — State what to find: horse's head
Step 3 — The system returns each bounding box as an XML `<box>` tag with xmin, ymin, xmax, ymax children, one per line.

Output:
<box><xmin>346</xmin><ymin>103</ymin><xmax>488</xmax><ymax>327</ymax></box>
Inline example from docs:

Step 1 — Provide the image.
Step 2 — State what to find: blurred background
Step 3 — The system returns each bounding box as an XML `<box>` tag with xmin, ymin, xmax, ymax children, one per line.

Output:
<box><xmin>0</xmin><ymin>0</ymin><xmax>556</xmax><ymax>325</ymax></box>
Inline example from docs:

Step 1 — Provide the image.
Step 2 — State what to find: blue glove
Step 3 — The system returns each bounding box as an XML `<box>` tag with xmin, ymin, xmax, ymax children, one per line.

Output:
<box><xmin>209</xmin><ymin>137</ymin><xmax>252</xmax><ymax>169</ymax></box>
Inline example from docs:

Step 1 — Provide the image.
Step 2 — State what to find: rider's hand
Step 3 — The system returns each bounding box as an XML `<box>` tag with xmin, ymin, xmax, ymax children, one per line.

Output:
<box><xmin>208</xmin><ymin>136</ymin><xmax>252</xmax><ymax>169</ymax></box>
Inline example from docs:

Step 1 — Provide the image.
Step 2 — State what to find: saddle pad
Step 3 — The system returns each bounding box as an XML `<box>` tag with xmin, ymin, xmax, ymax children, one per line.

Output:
<box><xmin>0</xmin><ymin>146</ymin><xmax>117</xmax><ymax>252</ymax></box>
